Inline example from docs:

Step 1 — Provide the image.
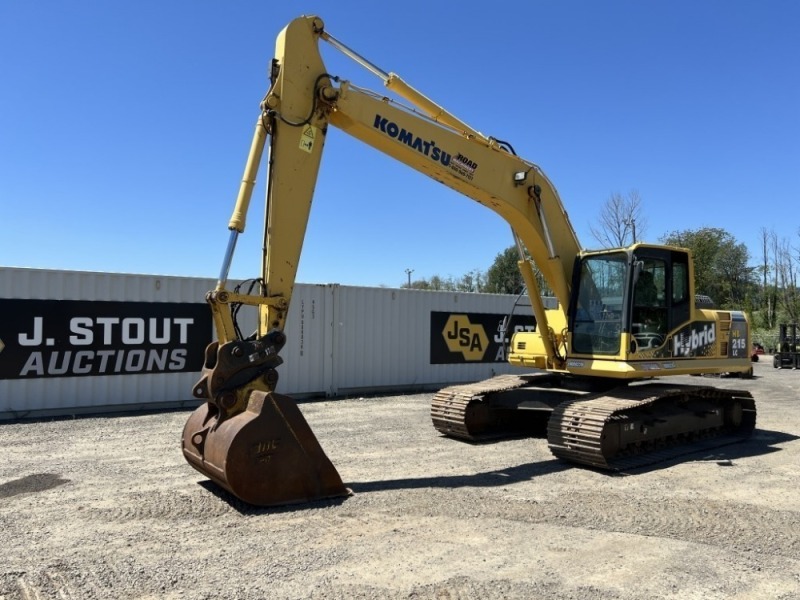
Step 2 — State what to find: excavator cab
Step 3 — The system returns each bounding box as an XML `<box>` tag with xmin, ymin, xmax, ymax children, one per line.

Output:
<box><xmin>569</xmin><ymin>245</ymin><xmax>692</xmax><ymax>360</ymax></box>
<box><xmin>565</xmin><ymin>243</ymin><xmax>750</xmax><ymax>373</ymax></box>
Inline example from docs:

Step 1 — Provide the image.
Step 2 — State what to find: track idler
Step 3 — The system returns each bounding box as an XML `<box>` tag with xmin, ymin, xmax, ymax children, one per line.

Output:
<box><xmin>182</xmin><ymin>330</ymin><xmax>349</xmax><ymax>507</ymax></box>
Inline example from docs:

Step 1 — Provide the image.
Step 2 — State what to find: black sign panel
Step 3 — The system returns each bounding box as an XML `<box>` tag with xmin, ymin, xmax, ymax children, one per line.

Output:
<box><xmin>0</xmin><ymin>299</ymin><xmax>212</xmax><ymax>380</ymax></box>
<box><xmin>430</xmin><ymin>311</ymin><xmax>536</xmax><ymax>364</ymax></box>
<box><xmin>671</xmin><ymin>320</ymin><xmax>718</xmax><ymax>358</ymax></box>
<box><xmin>728</xmin><ymin>311</ymin><xmax>749</xmax><ymax>359</ymax></box>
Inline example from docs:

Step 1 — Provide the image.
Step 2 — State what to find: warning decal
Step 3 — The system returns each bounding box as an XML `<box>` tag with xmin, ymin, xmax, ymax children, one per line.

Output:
<box><xmin>299</xmin><ymin>125</ymin><xmax>316</xmax><ymax>153</ymax></box>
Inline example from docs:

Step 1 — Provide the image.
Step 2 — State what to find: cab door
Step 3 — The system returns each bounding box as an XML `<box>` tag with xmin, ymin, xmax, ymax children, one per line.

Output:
<box><xmin>628</xmin><ymin>248</ymin><xmax>691</xmax><ymax>354</ymax></box>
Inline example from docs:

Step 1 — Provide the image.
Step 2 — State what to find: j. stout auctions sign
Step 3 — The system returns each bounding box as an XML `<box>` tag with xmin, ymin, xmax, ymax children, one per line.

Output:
<box><xmin>0</xmin><ymin>299</ymin><xmax>212</xmax><ymax>380</ymax></box>
<box><xmin>430</xmin><ymin>311</ymin><xmax>536</xmax><ymax>364</ymax></box>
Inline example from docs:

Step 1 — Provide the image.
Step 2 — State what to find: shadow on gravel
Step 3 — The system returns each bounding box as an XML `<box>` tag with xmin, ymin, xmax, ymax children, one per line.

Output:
<box><xmin>620</xmin><ymin>428</ymin><xmax>799</xmax><ymax>474</ymax></box>
<box><xmin>195</xmin><ymin>460</ymin><xmax>569</xmax><ymax>513</ymax></box>
<box><xmin>0</xmin><ymin>473</ymin><xmax>70</xmax><ymax>499</ymax></box>
<box><xmin>197</xmin><ymin>480</ymin><xmax>351</xmax><ymax>515</ymax></box>
<box><xmin>194</xmin><ymin>429</ymin><xmax>799</xmax><ymax>513</ymax></box>
<box><xmin>689</xmin><ymin>428</ymin><xmax>799</xmax><ymax>462</ymax></box>
<box><xmin>348</xmin><ymin>458</ymin><xmax>569</xmax><ymax>494</ymax></box>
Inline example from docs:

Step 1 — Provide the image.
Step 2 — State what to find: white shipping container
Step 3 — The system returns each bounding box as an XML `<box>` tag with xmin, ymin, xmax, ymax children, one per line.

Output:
<box><xmin>329</xmin><ymin>286</ymin><xmax>530</xmax><ymax>395</ymax></box>
<box><xmin>0</xmin><ymin>268</ymin><xmax>538</xmax><ymax>418</ymax></box>
<box><xmin>0</xmin><ymin>268</ymin><xmax>217</xmax><ymax>418</ymax></box>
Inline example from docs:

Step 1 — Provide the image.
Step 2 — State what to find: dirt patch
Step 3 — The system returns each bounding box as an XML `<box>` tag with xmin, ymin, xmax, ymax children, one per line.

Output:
<box><xmin>1</xmin><ymin>359</ymin><xmax>800</xmax><ymax>599</ymax></box>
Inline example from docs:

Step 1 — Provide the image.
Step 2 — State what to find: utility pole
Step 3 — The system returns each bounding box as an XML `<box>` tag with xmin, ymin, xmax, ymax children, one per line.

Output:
<box><xmin>405</xmin><ymin>268</ymin><xmax>414</xmax><ymax>288</ymax></box>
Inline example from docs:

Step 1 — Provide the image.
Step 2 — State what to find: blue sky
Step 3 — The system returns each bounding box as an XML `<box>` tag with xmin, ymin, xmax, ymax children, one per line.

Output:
<box><xmin>1</xmin><ymin>1</ymin><xmax>798</xmax><ymax>288</ymax></box>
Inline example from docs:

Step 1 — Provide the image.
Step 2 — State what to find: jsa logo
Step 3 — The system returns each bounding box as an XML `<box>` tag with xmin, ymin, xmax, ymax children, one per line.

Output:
<box><xmin>442</xmin><ymin>314</ymin><xmax>489</xmax><ymax>361</ymax></box>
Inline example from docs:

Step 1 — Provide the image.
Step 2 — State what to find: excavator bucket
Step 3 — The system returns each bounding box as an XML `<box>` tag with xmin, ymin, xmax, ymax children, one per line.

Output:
<box><xmin>182</xmin><ymin>390</ymin><xmax>350</xmax><ymax>507</ymax></box>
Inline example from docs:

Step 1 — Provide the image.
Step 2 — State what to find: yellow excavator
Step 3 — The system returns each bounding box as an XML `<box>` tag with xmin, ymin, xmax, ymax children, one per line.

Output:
<box><xmin>182</xmin><ymin>15</ymin><xmax>756</xmax><ymax>506</ymax></box>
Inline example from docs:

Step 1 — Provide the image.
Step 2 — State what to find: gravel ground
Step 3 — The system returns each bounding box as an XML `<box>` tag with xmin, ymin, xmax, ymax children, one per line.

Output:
<box><xmin>2</xmin><ymin>358</ymin><xmax>800</xmax><ymax>599</ymax></box>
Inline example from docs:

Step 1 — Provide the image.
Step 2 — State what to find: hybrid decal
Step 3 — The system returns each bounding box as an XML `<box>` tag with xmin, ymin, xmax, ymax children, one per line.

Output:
<box><xmin>0</xmin><ymin>299</ymin><xmax>212</xmax><ymax>379</ymax></box>
<box><xmin>672</xmin><ymin>322</ymin><xmax>716</xmax><ymax>357</ymax></box>
<box><xmin>430</xmin><ymin>311</ymin><xmax>536</xmax><ymax>364</ymax></box>
<box><xmin>373</xmin><ymin>114</ymin><xmax>479</xmax><ymax>181</ymax></box>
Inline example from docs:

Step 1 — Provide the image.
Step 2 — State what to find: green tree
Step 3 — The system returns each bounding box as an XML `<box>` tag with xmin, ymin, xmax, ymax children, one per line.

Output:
<box><xmin>484</xmin><ymin>247</ymin><xmax>524</xmax><ymax>294</ymax></box>
<box><xmin>484</xmin><ymin>246</ymin><xmax>551</xmax><ymax>296</ymax></box>
<box><xmin>401</xmin><ymin>247</ymin><xmax>551</xmax><ymax>296</ymax></box>
<box><xmin>456</xmin><ymin>269</ymin><xmax>485</xmax><ymax>293</ymax></box>
<box><xmin>403</xmin><ymin>272</ymin><xmax>485</xmax><ymax>292</ymax></box>
<box><xmin>660</xmin><ymin>227</ymin><xmax>755</xmax><ymax>307</ymax></box>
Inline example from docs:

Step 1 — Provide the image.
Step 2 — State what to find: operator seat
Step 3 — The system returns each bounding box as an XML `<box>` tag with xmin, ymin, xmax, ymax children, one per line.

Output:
<box><xmin>634</xmin><ymin>271</ymin><xmax>658</xmax><ymax>306</ymax></box>
<box><xmin>633</xmin><ymin>271</ymin><xmax>665</xmax><ymax>349</ymax></box>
